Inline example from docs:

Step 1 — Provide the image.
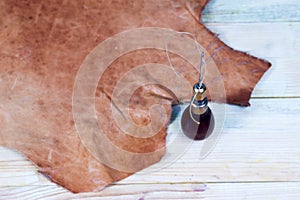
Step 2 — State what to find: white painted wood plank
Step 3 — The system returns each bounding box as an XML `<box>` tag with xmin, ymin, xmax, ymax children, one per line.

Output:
<box><xmin>204</xmin><ymin>22</ymin><xmax>300</xmax><ymax>97</ymax></box>
<box><xmin>0</xmin><ymin>148</ymin><xmax>50</xmax><ymax>187</ymax></box>
<box><xmin>202</xmin><ymin>0</ymin><xmax>300</xmax><ymax>23</ymax></box>
<box><xmin>0</xmin><ymin>99</ymin><xmax>299</xmax><ymax>188</ymax></box>
<box><xmin>1</xmin><ymin>182</ymin><xmax>300</xmax><ymax>200</ymax></box>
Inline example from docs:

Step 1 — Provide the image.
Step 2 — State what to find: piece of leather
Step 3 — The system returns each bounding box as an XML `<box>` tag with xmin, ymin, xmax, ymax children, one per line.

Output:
<box><xmin>0</xmin><ymin>0</ymin><xmax>270</xmax><ymax>193</ymax></box>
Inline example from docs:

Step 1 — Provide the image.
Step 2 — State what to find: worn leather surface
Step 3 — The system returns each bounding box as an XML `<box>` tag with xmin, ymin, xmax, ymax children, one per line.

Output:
<box><xmin>0</xmin><ymin>0</ymin><xmax>270</xmax><ymax>193</ymax></box>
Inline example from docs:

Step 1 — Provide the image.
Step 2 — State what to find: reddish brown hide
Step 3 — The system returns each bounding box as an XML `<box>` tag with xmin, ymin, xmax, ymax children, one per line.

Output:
<box><xmin>0</xmin><ymin>0</ymin><xmax>270</xmax><ymax>192</ymax></box>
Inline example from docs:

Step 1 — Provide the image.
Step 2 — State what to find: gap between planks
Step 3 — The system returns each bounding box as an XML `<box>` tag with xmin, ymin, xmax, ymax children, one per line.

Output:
<box><xmin>1</xmin><ymin>182</ymin><xmax>300</xmax><ymax>200</ymax></box>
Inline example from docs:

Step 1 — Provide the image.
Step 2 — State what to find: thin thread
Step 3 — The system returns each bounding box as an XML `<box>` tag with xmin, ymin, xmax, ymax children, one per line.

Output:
<box><xmin>189</xmin><ymin>93</ymin><xmax>201</xmax><ymax>124</ymax></box>
<box><xmin>199</xmin><ymin>52</ymin><xmax>205</xmax><ymax>87</ymax></box>
<box><xmin>165</xmin><ymin>32</ymin><xmax>206</xmax><ymax>124</ymax></box>
<box><xmin>165</xmin><ymin>32</ymin><xmax>204</xmax><ymax>91</ymax></box>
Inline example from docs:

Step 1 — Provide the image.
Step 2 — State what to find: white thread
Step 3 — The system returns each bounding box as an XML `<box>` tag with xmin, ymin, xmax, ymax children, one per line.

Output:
<box><xmin>189</xmin><ymin>92</ymin><xmax>201</xmax><ymax>124</ymax></box>
<box><xmin>165</xmin><ymin>32</ymin><xmax>204</xmax><ymax>91</ymax></box>
<box><xmin>165</xmin><ymin>32</ymin><xmax>206</xmax><ymax>124</ymax></box>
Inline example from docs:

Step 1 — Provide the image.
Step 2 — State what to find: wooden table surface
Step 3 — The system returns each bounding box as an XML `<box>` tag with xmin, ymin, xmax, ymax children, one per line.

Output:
<box><xmin>1</xmin><ymin>0</ymin><xmax>300</xmax><ymax>199</ymax></box>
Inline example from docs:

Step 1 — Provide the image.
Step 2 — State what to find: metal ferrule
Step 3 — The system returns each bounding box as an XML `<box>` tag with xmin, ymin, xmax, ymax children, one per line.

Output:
<box><xmin>191</xmin><ymin>83</ymin><xmax>208</xmax><ymax>115</ymax></box>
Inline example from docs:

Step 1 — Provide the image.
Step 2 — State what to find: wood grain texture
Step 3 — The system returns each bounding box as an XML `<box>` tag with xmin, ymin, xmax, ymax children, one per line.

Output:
<box><xmin>1</xmin><ymin>0</ymin><xmax>300</xmax><ymax>198</ymax></box>
<box><xmin>202</xmin><ymin>0</ymin><xmax>300</xmax><ymax>23</ymax></box>
<box><xmin>1</xmin><ymin>182</ymin><xmax>300</xmax><ymax>200</ymax></box>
